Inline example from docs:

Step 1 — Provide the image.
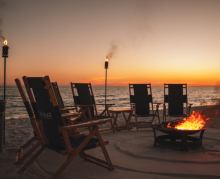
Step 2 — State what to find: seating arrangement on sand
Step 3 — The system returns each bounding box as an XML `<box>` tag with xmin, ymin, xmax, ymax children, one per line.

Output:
<box><xmin>14</xmin><ymin>76</ymin><xmax>195</xmax><ymax>177</ymax></box>
<box><xmin>163</xmin><ymin>83</ymin><xmax>192</xmax><ymax>122</ymax></box>
<box><xmin>70</xmin><ymin>82</ymin><xmax>115</xmax><ymax>132</ymax></box>
<box><xmin>129</xmin><ymin>84</ymin><xmax>161</xmax><ymax>130</ymax></box>
<box><xmin>16</xmin><ymin>76</ymin><xmax>114</xmax><ymax>179</ymax></box>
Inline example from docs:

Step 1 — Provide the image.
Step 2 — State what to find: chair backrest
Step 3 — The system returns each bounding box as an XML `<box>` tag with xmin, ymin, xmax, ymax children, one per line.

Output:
<box><xmin>15</xmin><ymin>79</ymin><xmax>35</xmax><ymax>119</ymax></box>
<box><xmin>52</xmin><ymin>82</ymin><xmax>65</xmax><ymax>109</ymax></box>
<box><xmin>15</xmin><ymin>78</ymin><xmax>41</xmax><ymax>139</ymax></box>
<box><xmin>70</xmin><ymin>83</ymin><xmax>97</xmax><ymax>117</ymax></box>
<box><xmin>129</xmin><ymin>84</ymin><xmax>153</xmax><ymax>116</ymax></box>
<box><xmin>164</xmin><ymin>84</ymin><xmax>187</xmax><ymax>115</ymax></box>
<box><xmin>26</xmin><ymin>76</ymin><xmax>67</xmax><ymax>150</ymax></box>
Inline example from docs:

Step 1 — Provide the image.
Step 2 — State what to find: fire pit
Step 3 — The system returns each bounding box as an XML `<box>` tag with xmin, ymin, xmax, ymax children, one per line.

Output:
<box><xmin>152</xmin><ymin>111</ymin><xmax>208</xmax><ymax>151</ymax></box>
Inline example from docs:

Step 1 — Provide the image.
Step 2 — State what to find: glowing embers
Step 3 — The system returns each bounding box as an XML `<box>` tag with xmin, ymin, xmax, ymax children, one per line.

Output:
<box><xmin>167</xmin><ymin>111</ymin><xmax>210</xmax><ymax>130</ymax></box>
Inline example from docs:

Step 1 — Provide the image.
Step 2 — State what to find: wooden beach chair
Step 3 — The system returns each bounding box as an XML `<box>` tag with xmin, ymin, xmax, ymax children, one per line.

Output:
<box><xmin>51</xmin><ymin>82</ymin><xmax>85</xmax><ymax>125</ymax></box>
<box><xmin>14</xmin><ymin>79</ymin><xmax>47</xmax><ymax>165</ymax></box>
<box><xmin>22</xmin><ymin>76</ymin><xmax>82</xmax><ymax>135</ymax></box>
<box><xmin>129</xmin><ymin>84</ymin><xmax>161</xmax><ymax>130</ymax></box>
<box><xmin>70</xmin><ymin>82</ymin><xmax>115</xmax><ymax>132</ymax></box>
<box><xmin>17</xmin><ymin>76</ymin><xmax>114</xmax><ymax>179</ymax></box>
<box><xmin>52</xmin><ymin>82</ymin><xmax>77</xmax><ymax>113</ymax></box>
<box><xmin>163</xmin><ymin>83</ymin><xmax>192</xmax><ymax>122</ymax></box>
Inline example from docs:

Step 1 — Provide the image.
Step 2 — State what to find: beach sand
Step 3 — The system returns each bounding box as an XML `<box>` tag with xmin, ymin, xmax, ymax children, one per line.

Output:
<box><xmin>0</xmin><ymin>106</ymin><xmax>220</xmax><ymax>179</ymax></box>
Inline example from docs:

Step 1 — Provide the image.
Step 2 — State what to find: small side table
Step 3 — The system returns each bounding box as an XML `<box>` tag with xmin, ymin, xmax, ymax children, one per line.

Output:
<box><xmin>108</xmin><ymin>108</ymin><xmax>133</xmax><ymax>131</ymax></box>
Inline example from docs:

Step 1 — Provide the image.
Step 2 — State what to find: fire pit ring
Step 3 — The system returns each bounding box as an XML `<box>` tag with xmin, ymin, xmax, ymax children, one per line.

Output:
<box><xmin>152</xmin><ymin>124</ymin><xmax>205</xmax><ymax>151</ymax></box>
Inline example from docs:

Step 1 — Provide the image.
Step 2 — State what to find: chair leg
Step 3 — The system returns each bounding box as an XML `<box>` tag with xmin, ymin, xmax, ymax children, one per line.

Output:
<box><xmin>15</xmin><ymin>140</ymin><xmax>41</xmax><ymax>165</ymax></box>
<box><xmin>17</xmin><ymin>145</ymin><xmax>46</xmax><ymax>174</ymax></box>
<box><xmin>16</xmin><ymin>136</ymin><xmax>35</xmax><ymax>153</ymax></box>
<box><xmin>52</xmin><ymin>127</ymin><xmax>99</xmax><ymax>179</ymax></box>
<box><xmin>109</xmin><ymin>119</ymin><xmax>115</xmax><ymax>132</ymax></box>
<box><xmin>95</xmin><ymin>131</ymin><xmax>114</xmax><ymax>170</ymax></box>
<box><xmin>158</xmin><ymin>114</ymin><xmax>160</xmax><ymax>124</ymax></box>
<box><xmin>135</xmin><ymin>115</ymin><xmax>138</xmax><ymax>131</ymax></box>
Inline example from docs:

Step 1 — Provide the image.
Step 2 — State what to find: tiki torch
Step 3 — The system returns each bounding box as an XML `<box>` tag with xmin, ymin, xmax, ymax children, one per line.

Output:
<box><xmin>2</xmin><ymin>39</ymin><xmax>9</xmax><ymax>101</ymax></box>
<box><xmin>104</xmin><ymin>58</ymin><xmax>108</xmax><ymax>116</ymax></box>
<box><xmin>1</xmin><ymin>39</ymin><xmax>9</xmax><ymax>145</ymax></box>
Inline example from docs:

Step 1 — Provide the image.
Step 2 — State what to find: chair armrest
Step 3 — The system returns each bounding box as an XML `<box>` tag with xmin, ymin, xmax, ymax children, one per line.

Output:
<box><xmin>60</xmin><ymin>107</ymin><xmax>76</xmax><ymax>111</ymax></box>
<box><xmin>153</xmin><ymin>103</ymin><xmax>162</xmax><ymax>106</ymax></box>
<box><xmin>95</xmin><ymin>103</ymin><xmax>115</xmax><ymax>106</ymax></box>
<box><xmin>75</xmin><ymin>104</ymin><xmax>93</xmax><ymax>107</ymax></box>
<box><xmin>63</xmin><ymin>118</ymin><xmax>112</xmax><ymax>129</ymax></box>
<box><xmin>61</xmin><ymin>112</ymin><xmax>80</xmax><ymax>119</ymax></box>
<box><xmin>64</xmin><ymin>105</ymin><xmax>77</xmax><ymax>107</ymax></box>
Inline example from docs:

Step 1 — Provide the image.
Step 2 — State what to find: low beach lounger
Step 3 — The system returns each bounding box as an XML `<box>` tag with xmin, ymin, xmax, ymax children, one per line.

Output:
<box><xmin>70</xmin><ymin>82</ymin><xmax>115</xmax><ymax>132</ymax></box>
<box><xmin>17</xmin><ymin>76</ymin><xmax>114</xmax><ymax>179</ymax></box>
<box><xmin>129</xmin><ymin>84</ymin><xmax>161</xmax><ymax>130</ymax></box>
<box><xmin>163</xmin><ymin>83</ymin><xmax>192</xmax><ymax>122</ymax></box>
<box><xmin>14</xmin><ymin>79</ymin><xmax>46</xmax><ymax>165</ymax></box>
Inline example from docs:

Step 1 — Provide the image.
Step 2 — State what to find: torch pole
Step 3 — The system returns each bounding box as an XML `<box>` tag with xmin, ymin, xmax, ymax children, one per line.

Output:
<box><xmin>4</xmin><ymin>57</ymin><xmax>6</xmax><ymax>101</ymax></box>
<box><xmin>105</xmin><ymin>68</ymin><xmax>107</xmax><ymax>116</ymax></box>
<box><xmin>3</xmin><ymin>56</ymin><xmax>6</xmax><ymax>144</ymax></box>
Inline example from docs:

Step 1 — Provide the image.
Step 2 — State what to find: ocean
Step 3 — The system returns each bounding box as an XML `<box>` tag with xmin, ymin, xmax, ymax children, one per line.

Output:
<box><xmin>0</xmin><ymin>85</ymin><xmax>220</xmax><ymax>120</ymax></box>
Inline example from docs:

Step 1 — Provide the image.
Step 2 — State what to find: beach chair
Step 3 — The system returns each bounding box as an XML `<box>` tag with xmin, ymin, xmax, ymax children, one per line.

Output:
<box><xmin>163</xmin><ymin>83</ymin><xmax>192</xmax><ymax>122</ymax></box>
<box><xmin>18</xmin><ymin>76</ymin><xmax>114</xmax><ymax>178</ymax></box>
<box><xmin>52</xmin><ymin>82</ymin><xmax>77</xmax><ymax>113</ymax></box>
<box><xmin>51</xmin><ymin>82</ymin><xmax>84</xmax><ymax>124</ymax></box>
<box><xmin>22</xmin><ymin>76</ymin><xmax>82</xmax><ymax>135</ymax></box>
<box><xmin>129</xmin><ymin>84</ymin><xmax>161</xmax><ymax>130</ymax></box>
<box><xmin>70</xmin><ymin>83</ymin><xmax>115</xmax><ymax>132</ymax></box>
<box><xmin>14</xmin><ymin>79</ymin><xmax>46</xmax><ymax>165</ymax></box>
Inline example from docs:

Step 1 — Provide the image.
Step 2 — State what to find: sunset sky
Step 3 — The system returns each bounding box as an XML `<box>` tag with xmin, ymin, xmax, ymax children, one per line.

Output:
<box><xmin>0</xmin><ymin>0</ymin><xmax>220</xmax><ymax>86</ymax></box>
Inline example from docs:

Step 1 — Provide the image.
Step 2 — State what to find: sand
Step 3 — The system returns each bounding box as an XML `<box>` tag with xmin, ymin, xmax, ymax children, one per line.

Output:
<box><xmin>0</xmin><ymin>106</ymin><xmax>220</xmax><ymax>179</ymax></box>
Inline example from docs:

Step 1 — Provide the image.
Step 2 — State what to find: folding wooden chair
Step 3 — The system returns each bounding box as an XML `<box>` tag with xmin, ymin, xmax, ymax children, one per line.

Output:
<box><xmin>51</xmin><ymin>82</ymin><xmax>85</xmax><ymax>125</ymax></box>
<box><xmin>14</xmin><ymin>79</ymin><xmax>47</xmax><ymax>165</ymax></box>
<box><xmin>70</xmin><ymin>83</ymin><xmax>115</xmax><ymax>132</ymax></box>
<box><xmin>129</xmin><ymin>84</ymin><xmax>161</xmax><ymax>130</ymax></box>
<box><xmin>18</xmin><ymin>76</ymin><xmax>114</xmax><ymax>179</ymax></box>
<box><xmin>163</xmin><ymin>83</ymin><xmax>193</xmax><ymax>122</ymax></box>
<box><xmin>52</xmin><ymin>82</ymin><xmax>77</xmax><ymax>113</ymax></box>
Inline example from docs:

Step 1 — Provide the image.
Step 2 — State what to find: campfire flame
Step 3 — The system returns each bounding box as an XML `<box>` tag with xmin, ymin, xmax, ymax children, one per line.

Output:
<box><xmin>3</xmin><ymin>39</ymin><xmax>7</xmax><ymax>45</ymax></box>
<box><xmin>167</xmin><ymin>111</ymin><xmax>209</xmax><ymax>130</ymax></box>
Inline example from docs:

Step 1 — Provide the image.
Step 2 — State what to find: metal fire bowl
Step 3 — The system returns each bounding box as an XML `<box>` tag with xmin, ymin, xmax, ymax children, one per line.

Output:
<box><xmin>152</xmin><ymin>124</ymin><xmax>206</xmax><ymax>151</ymax></box>
<box><xmin>153</xmin><ymin>123</ymin><xmax>206</xmax><ymax>136</ymax></box>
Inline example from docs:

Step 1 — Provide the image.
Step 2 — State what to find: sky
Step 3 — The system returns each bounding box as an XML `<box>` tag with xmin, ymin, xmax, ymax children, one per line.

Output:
<box><xmin>0</xmin><ymin>0</ymin><xmax>220</xmax><ymax>86</ymax></box>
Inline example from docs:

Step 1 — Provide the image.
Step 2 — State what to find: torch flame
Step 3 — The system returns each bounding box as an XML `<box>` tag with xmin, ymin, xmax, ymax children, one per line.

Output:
<box><xmin>105</xmin><ymin>58</ymin><xmax>108</xmax><ymax>62</ymax></box>
<box><xmin>167</xmin><ymin>111</ymin><xmax>208</xmax><ymax>130</ymax></box>
<box><xmin>4</xmin><ymin>39</ymin><xmax>7</xmax><ymax>46</ymax></box>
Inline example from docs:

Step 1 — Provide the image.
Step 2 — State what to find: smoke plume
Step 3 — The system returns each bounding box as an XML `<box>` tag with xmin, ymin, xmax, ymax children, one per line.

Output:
<box><xmin>0</xmin><ymin>1</ymin><xmax>6</xmax><ymax>40</ymax></box>
<box><xmin>106</xmin><ymin>41</ymin><xmax>118</xmax><ymax>60</ymax></box>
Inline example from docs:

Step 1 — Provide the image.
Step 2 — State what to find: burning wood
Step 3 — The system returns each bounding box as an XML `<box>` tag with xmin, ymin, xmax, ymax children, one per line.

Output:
<box><xmin>167</xmin><ymin>111</ymin><xmax>210</xmax><ymax>130</ymax></box>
